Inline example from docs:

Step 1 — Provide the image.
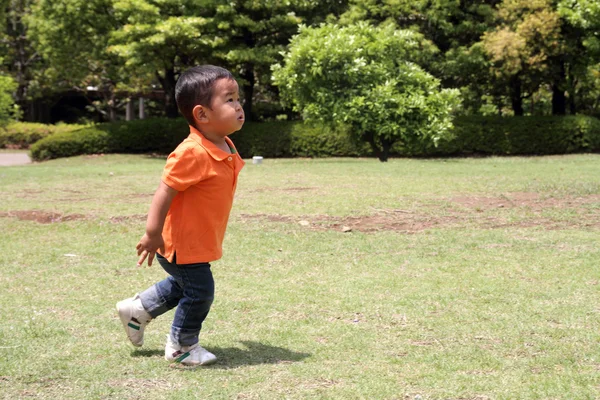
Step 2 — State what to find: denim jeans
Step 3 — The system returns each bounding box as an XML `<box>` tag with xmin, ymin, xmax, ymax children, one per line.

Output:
<box><xmin>138</xmin><ymin>254</ymin><xmax>214</xmax><ymax>347</ymax></box>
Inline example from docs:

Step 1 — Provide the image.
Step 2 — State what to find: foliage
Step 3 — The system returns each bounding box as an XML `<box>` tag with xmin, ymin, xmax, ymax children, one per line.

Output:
<box><xmin>27</xmin><ymin>0</ymin><xmax>128</xmax><ymax>120</ymax></box>
<box><xmin>273</xmin><ymin>22</ymin><xmax>461</xmax><ymax>162</ymax></box>
<box><xmin>0</xmin><ymin>121</ymin><xmax>87</xmax><ymax>148</ymax></box>
<box><xmin>28</xmin><ymin>114</ymin><xmax>600</xmax><ymax>161</ymax></box>
<box><xmin>108</xmin><ymin>0</ymin><xmax>229</xmax><ymax>118</ymax></box>
<box><xmin>213</xmin><ymin>0</ymin><xmax>348</xmax><ymax>120</ymax></box>
<box><xmin>0</xmin><ymin>72</ymin><xmax>16</xmax><ymax>125</ymax></box>
<box><xmin>428</xmin><ymin>115</ymin><xmax>600</xmax><ymax>156</ymax></box>
<box><xmin>30</xmin><ymin>118</ymin><xmax>188</xmax><ymax>160</ymax></box>
<box><xmin>0</xmin><ymin>0</ymin><xmax>47</xmax><ymax>111</ymax></box>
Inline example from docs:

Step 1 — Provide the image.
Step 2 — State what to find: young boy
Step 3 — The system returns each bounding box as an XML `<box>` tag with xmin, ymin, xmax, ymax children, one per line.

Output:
<box><xmin>116</xmin><ymin>65</ymin><xmax>245</xmax><ymax>367</ymax></box>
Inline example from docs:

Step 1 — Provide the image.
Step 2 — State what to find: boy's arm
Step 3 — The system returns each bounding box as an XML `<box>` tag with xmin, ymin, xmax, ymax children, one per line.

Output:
<box><xmin>136</xmin><ymin>181</ymin><xmax>178</xmax><ymax>266</ymax></box>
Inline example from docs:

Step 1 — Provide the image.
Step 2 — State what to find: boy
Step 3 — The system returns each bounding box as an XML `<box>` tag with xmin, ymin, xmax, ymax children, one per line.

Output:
<box><xmin>116</xmin><ymin>65</ymin><xmax>245</xmax><ymax>367</ymax></box>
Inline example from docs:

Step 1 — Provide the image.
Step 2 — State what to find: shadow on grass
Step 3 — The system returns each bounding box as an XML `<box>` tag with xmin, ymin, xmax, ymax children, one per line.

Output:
<box><xmin>131</xmin><ymin>349</ymin><xmax>163</xmax><ymax>358</ymax></box>
<box><xmin>207</xmin><ymin>341</ymin><xmax>311</xmax><ymax>369</ymax></box>
<box><xmin>130</xmin><ymin>341</ymin><xmax>310</xmax><ymax>368</ymax></box>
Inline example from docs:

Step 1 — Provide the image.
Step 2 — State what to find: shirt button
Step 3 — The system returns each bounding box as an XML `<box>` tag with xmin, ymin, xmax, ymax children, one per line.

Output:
<box><xmin>228</xmin><ymin>157</ymin><xmax>232</xmax><ymax>161</ymax></box>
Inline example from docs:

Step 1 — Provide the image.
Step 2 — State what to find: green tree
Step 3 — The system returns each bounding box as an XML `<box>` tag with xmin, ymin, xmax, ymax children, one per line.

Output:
<box><xmin>213</xmin><ymin>0</ymin><xmax>348</xmax><ymax>121</ymax></box>
<box><xmin>273</xmin><ymin>23</ymin><xmax>461</xmax><ymax>162</ymax></box>
<box><xmin>0</xmin><ymin>0</ymin><xmax>45</xmax><ymax>119</ymax></box>
<box><xmin>557</xmin><ymin>0</ymin><xmax>600</xmax><ymax>115</ymax></box>
<box><xmin>0</xmin><ymin>69</ymin><xmax>16</xmax><ymax>125</ymax></box>
<box><xmin>27</xmin><ymin>0</ymin><xmax>126</xmax><ymax>121</ymax></box>
<box><xmin>481</xmin><ymin>0</ymin><xmax>563</xmax><ymax>115</ymax></box>
<box><xmin>109</xmin><ymin>0</ymin><xmax>221</xmax><ymax>118</ymax></box>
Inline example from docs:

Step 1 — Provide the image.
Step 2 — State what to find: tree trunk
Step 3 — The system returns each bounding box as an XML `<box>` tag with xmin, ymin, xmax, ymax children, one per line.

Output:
<box><xmin>241</xmin><ymin>63</ymin><xmax>255</xmax><ymax>121</ymax></box>
<box><xmin>139</xmin><ymin>97</ymin><xmax>146</xmax><ymax>119</ymax></box>
<box><xmin>552</xmin><ymin>62</ymin><xmax>567</xmax><ymax>115</ymax></box>
<box><xmin>158</xmin><ymin>67</ymin><xmax>179</xmax><ymax>118</ymax></box>
<box><xmin>126</xmin><ymin>98</ymin><xmax>134</xmax><ymax>121</ymax></box>
<box><xmin>552</xmin><ymin>84</ymin><xmax>566</xmax><ymax>115</ymax></box>
<box><xmin>509</xmin><ymin>76</ymin><xmax>524</xmax><ymax>116</ymax></box>
<box><xmin>365</xmin><ymin>132</ymin><xmax>389</xmax><ymax>162</ymax></box>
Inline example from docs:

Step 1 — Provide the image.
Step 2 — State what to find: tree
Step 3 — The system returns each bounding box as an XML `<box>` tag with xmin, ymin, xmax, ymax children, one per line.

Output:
<box><xmin>213</xmin><ymin>0</ymin><xmax>348</xmax><ymax>121</ymax></box>
<box><xmin>0</xmin><ymin>69</ymin><xmax>16</xmax><ymax>125</ymax></box>
<box><xmin>272</xmin><ymin>23</ymin><xmax>461</xmax><ymax>162</ymax></box>
<box><xmin>481</xmin><ymin>0</ymin><xmax>563</xmax><ymax>115</ymax></box>
<box><xmin>109</xmin><ymin>0</ymin><xmax>221</xmax><ymax>118</ymax></box>
<box><xmin>1</xmin><ymin>0</ymin><xmax>46</xmax><ymax>120</ymax></box>
<box><xmin>27</xmin><ymin>0</ymin><xmax>127</xmax><ymax>121</ymax></box>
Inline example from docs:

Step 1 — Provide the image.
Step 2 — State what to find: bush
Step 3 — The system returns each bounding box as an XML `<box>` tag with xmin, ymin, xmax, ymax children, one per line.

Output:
<box><xmin>30</xmin><ymin>118</ymin><xmax>365</xmax><ymax>161</ymax></box>
<box><xmin>431</xmin><ymin>115</ymin><xmax>600</xmax><ymax>156</ymax></box>
<box><xmin>0</xmin><ymin>122</ymin><xmax>88</xmax><ymax>149</ymax></box>
<box><xmin>234</xmin><ymin>122</ymin><xmax>370</xmax><ymax>158</ymax></box>
<box><xmin>29</xmin><ymin>115</ymin><xmax>600</xmax><ymax>161</ymax></box>
<box><xmin>31</xmin><ymin>118</ymin><xmax>188</xmax><ymax>160</ymax></box>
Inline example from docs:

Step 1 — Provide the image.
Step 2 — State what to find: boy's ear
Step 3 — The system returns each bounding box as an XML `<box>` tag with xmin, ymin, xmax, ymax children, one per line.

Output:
<box><xmin>192</xmin><ymin>105</ymin><xmax>209</xmax><ymax>125</ymax></box>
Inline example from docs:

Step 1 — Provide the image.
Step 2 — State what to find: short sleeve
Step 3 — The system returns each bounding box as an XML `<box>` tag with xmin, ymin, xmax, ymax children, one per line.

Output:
<box><xmin>161</xmin><ymin>145</ymin><xmax>205</xmax><ymax>191</ymax></box>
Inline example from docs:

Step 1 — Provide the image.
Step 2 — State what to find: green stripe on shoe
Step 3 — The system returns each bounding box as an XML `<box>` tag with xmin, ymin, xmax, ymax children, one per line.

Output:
<box><xmin>127</xmin><ymin>322</ymin><xmax>140</xmax><ymax>330</ymax></box>
<box><xmin>175</xmin><ymin>352</ymin><xmax>190</xmax><ymax>363</ymax></box>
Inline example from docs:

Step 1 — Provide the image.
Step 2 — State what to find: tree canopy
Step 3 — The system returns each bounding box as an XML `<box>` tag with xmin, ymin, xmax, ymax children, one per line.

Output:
<box><xmin>0</xmin><ymin>0</ymin><xmax>599</xmax><ymax>123</ymax></box>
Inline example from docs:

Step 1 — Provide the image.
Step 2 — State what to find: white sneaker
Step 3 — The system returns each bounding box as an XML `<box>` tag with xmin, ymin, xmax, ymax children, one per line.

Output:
<box><xmin>116</xmin><ymin>294</ymin><xmax>152</xmax><ymax>347</ymax></box>
<box><xmin>164</xmin><ymin>335</ymin><xmax>217</xmax><ymax>367</ymax></box>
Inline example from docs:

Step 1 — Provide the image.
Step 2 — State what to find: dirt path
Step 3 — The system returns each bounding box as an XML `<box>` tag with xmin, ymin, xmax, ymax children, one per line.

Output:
<box><xmin>0</xmin><ymin>152</ymin><xmax>31</xmax><ymax>166</ymax></box>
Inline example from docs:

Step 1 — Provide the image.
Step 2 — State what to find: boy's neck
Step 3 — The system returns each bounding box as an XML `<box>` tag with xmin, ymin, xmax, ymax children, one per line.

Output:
<box><xmin>194</xmin><ymin>127</ymin><xmax>230</xmax><ymax>153</ymax></box>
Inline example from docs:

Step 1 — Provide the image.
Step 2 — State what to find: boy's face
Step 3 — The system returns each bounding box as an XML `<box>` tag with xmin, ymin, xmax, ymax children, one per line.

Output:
<box><xmin>200</xmin><ymin>78</ymin><xmax>244</xmax><ymax>138</ymax></box>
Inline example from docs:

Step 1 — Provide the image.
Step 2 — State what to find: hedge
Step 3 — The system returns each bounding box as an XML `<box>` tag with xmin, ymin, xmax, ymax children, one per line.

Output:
<box><xmin>0</xmin><ymin>122</ymin><xmax>88</xmax><ymax>149</ymax></box>
<box><xmin>429</xmin><ymin>115</ymin><xmax>600</xmax><ymax>156</ymax></box>
<box><xmin>30</xmin><ymin>115</ymin><xmax>600</xmax><ymax>161</ymax></box>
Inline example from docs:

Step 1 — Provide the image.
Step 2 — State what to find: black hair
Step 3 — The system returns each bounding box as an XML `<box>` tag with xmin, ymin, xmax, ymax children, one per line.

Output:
<box><xmin>175</xmin><ymin>65</ymin><xmax>235</xmax><ymax>127</ymax></box>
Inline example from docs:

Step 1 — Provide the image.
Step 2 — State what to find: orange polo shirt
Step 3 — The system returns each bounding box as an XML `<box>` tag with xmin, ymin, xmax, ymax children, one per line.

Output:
<box><xmin>159</xmin><ymin>126</ymin><xmax>244</xmax><ymax>264</ymax></box>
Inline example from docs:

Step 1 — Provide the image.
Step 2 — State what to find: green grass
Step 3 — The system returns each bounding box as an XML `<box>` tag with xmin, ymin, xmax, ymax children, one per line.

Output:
<box><xmin>1</xmin><ymin>154</ymin><xmax>599</xmax><ymax>399</ymax></box>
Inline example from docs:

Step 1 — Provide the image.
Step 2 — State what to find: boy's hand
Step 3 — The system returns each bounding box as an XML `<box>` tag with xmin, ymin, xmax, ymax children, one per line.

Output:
<box><xmin>136</xmin><ymin>233</ymin><xmax>165</xmax><ymax>267</ymax></box>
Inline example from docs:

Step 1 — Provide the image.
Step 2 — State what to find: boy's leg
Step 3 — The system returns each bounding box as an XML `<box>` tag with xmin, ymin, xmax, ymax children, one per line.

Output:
<box><xmin>117</xmin><ymin>254</ymin><xmax>183</xmax><ymax>347</ymax></box>
<box><xmin>138</xmin><ymin>254</ymin><xmax>185</xmax><ymax>318</ymax></box>
<box><xmin>169</xmin><ymin>262</ymin><xmax>214</xmax><ymax>347</ymax></box>
<box><xmin>164</xmin><ymin>262</ymin><xmax>216</xmax><ymax>366</ymax></box>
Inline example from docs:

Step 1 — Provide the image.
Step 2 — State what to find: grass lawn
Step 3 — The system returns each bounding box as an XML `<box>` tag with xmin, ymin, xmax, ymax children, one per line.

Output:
<box><xmin>0</xmin><ymin>153</ymin><xmax>599</xmax><ymax>399</ymax></box>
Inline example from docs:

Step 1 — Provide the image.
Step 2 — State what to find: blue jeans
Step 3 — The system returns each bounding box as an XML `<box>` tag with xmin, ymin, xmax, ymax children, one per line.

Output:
<box><xmin>138</xmin><ymin>254</ymin><xmax>214</xmax><ymax>347</ymax></box>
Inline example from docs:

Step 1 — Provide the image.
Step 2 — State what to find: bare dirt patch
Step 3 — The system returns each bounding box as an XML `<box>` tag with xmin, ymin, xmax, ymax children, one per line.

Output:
<box><xmin>109</xmin><ymin>214</ymin><xmax>147</xmax><ymax>224</ymax></box>
<box><xmin>0</xmin><ymin>210</ymin><xmax>86</xmax><ymax>224</ymax></box>
<box><xmin>452</xmin><ymin>193</ymin><xmax>600</xmax><ymax>212</ymax></box>
<box><xmin>250</xmin><ymin>186</ymin><xmax>318</xmax><ymax>193</ymax></box>
<box><xmin>238</xmin><ymin>193</ymin><xmax>600</xmax><ymax>233</ymax></box>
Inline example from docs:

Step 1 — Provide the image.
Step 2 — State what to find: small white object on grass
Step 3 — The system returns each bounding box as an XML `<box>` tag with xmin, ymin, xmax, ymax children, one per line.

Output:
<box><xmin>252</xmin><ymin>156</ymin><xmax>263</xmax><ymax>165</ymax></box>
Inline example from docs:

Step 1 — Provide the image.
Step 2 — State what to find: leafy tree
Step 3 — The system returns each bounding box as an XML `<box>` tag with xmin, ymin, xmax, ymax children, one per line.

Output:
<box><xmin>0</xmin><ymin>0</ymin><xmax>44</xmax><ymax>119</ymax></box>
<box><xmin>27</xmin><ymin>0</ymin><xmax>127</xmax><ymax>121</ymax></box>
<box><xmin>109</xmin><ymin>0</ymin><xmax>221</xmax><ymax>118</ymax></box>
<box><xmin>273</xmin><ymin>23</ymin><xmax>461</xmax><ymax>162</ymax></box>
<box><xmin>557</xmin><ymin>0</ymin><xmax>600</xmax><ymax>114</ymax></box>
<box><xmin>0</xmin><ymin>69</ymin><xmax>16</xmax><ymax>125</ymax></box>
<box><xmin>213</xmin><ymin>0</ymin><xmax>348</xmax><ymax>121</ymax></box>
<box><xmin>481</xmin><ymin>0</ymin><xmax>563</xmax><ymax>115</ymax></box>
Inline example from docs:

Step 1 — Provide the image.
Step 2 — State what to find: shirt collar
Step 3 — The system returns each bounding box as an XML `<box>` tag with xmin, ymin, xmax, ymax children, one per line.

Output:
<box><xmin>188</xmin><ymin>126</ymin><xmax>237</xmax><ymax>161</ymax></box>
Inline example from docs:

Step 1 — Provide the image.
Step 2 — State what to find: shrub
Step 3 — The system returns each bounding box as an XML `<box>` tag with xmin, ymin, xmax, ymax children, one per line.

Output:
<box><xmin>30</xmin><ymin>118</ymin><xmax>188</xmax><ymax>161</ymax></box>
<box><xmin>30</xmin><ymin>127</ymin><xmax>111</xmax><ymax>161</ymax></box>
<box><xmin>0</xmin><ymin>122</ymin><xmax>87</xmax><ymax>149</ymax></box>
<box><xmin>431</xmin><ymin>115</ymin><xmax>600</xmax><ymax>156</ymax></box>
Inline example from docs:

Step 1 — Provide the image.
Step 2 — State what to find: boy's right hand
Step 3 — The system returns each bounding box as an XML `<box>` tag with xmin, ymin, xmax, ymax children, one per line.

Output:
<box><xmin>136</xmin><ymin>233</ymin><xmax>165</xmax><ymax>267</ymax></box>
